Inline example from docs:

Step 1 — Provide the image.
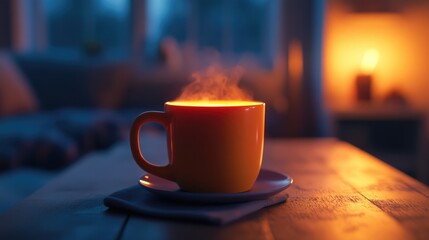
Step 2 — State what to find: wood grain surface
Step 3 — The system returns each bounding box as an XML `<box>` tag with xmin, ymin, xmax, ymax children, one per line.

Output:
<box><xmin>0</xmin><ymin>136</ymin><xmax>428</xmax><ymax>240</ymax></box>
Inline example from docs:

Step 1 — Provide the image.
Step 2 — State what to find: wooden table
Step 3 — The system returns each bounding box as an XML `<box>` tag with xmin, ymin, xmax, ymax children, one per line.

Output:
<box><xmin>1</xmin><ymin>135</ymin><xmax>429</xmax><ymax>239</ymax></box>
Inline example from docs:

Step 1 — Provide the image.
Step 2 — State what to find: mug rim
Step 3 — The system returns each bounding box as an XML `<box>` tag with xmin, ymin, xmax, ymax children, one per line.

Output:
<box><xmin>165</xmin><ymin>100</ymin><xmax>265</xmax><ymax>108</ymax></box>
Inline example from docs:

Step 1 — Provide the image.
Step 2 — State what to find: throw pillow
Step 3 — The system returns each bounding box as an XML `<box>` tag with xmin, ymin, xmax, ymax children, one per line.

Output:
<box><xmin>0</xmin><ymin>52</ymin><xmax>39</xmax><ymax>116</ymax></box>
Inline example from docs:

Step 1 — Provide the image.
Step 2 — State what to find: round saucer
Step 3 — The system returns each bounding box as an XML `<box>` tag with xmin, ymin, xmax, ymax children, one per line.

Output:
<box><xmin>138</xmin><ymin>169</ymin><xmax>292</xmax><ymax>204</ymax></box>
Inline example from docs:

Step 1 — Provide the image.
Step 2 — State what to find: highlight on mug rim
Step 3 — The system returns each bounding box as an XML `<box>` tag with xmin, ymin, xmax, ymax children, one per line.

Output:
<box><xmin>166</xmin><ymin>100</ymin><xmax>265</xmax><ymax>107</ymax></box>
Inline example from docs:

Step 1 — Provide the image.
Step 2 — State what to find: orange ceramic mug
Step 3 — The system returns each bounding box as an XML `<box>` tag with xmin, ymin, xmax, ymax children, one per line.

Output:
<box><xmin>130</xmin><ymin>100</ymin><xmax>265</xmax><ymax>193</ymax></box>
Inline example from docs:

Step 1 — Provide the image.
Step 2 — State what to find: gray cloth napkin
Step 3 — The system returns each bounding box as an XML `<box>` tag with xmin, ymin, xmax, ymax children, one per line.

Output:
<box><xmin>104</xmin><ymin>185</ymin><xmax>288</xmax><ymax>225</ymax></box>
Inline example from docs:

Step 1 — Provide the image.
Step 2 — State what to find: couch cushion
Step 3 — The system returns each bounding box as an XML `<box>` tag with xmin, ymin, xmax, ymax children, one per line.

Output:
<box><xmin>54</xmin><ymin>109</ymin><xmax>127</xmax><ymax>153</ymax></box>
<box><xmin>0</xmin><ymin>110</ymin><xmax>127</xmax><ymax>172</ymax></box>
<box><xmin>0</xmin><ymin>114</ymin><xmax>79</xmax><ymax>171</ymax></box>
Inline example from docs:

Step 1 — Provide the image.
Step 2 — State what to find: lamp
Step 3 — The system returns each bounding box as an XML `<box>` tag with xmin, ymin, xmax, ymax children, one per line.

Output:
<box><xmin>355</xmin><ymin>49</ymin><xmax>379</xmax><ymax>102</ymax></box>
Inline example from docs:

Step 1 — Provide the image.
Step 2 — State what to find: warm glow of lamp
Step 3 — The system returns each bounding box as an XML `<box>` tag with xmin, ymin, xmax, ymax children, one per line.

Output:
<box><xmin>355</xmin><ymin>48</ymin><xmax>379</xmax><ymax>102</ymax></box>
<box><xmin>323</xmin><ymin>0</ymin><xmax>428</xmax><ymax>109</ymax></box>
<box><xmin>360</xmin><ymin>49</ymin><xmax>380</xmax><ymax>75</ymax></box>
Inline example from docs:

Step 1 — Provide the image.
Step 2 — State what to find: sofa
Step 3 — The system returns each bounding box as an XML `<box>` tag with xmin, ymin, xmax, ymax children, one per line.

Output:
<box><xmin>0</xmin><ymin>52</ymin><xmax>141</xmax><ymax>212</ymax></box>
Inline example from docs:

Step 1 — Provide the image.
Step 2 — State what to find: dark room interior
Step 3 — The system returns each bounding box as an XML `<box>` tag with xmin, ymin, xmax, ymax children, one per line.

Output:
<box><xmin>0</xmin><ymin>0</ymin><xmax>428</xmax><ymax>239</ymax></box>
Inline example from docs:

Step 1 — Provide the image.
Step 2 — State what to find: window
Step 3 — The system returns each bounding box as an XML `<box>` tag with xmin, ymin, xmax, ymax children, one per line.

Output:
<box><xmin>42</xmin><ymin>0</ymin><xmax>279</xmax><ymax>64</ymax></box>
<box><xmin>145</xmin><ymin>0</ymin><xmax>280</xmax><ymax>66</ymax></box>
<box><xmin>43</xmin><ymin>0</ymin><xmax>130</xmax><ymax>54</ymax></box>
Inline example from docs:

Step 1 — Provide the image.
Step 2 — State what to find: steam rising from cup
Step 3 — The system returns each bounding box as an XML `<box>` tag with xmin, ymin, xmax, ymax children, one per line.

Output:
<box><xmin>177</xmin><ymin>65</ymin><xmax>251</xmax><ymax>101</ymax></box>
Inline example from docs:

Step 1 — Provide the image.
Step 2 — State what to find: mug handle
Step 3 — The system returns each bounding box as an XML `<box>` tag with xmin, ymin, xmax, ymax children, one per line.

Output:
<box><xmin>130</xmin><ymin>111</ymin><xmax>173</xmax><ymax>181</ymax></box>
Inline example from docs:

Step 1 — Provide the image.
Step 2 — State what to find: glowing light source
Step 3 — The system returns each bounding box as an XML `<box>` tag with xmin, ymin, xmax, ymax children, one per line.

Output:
<box><xmin>356</xmin><ymin>49</ymin><xmax>379</xmax><ymax>102</ymax></box>
<box><xmin>360</xmin><ymin>49</ymin><xmax>379</xmax><ymax>75</ymax></box>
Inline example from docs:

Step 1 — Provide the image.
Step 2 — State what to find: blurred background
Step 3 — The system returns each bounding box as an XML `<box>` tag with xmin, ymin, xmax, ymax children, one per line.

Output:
<box><xmin>0</xmin><ymin>0</ymin><xmax>428</xmax><ymax>210</ymax></box>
